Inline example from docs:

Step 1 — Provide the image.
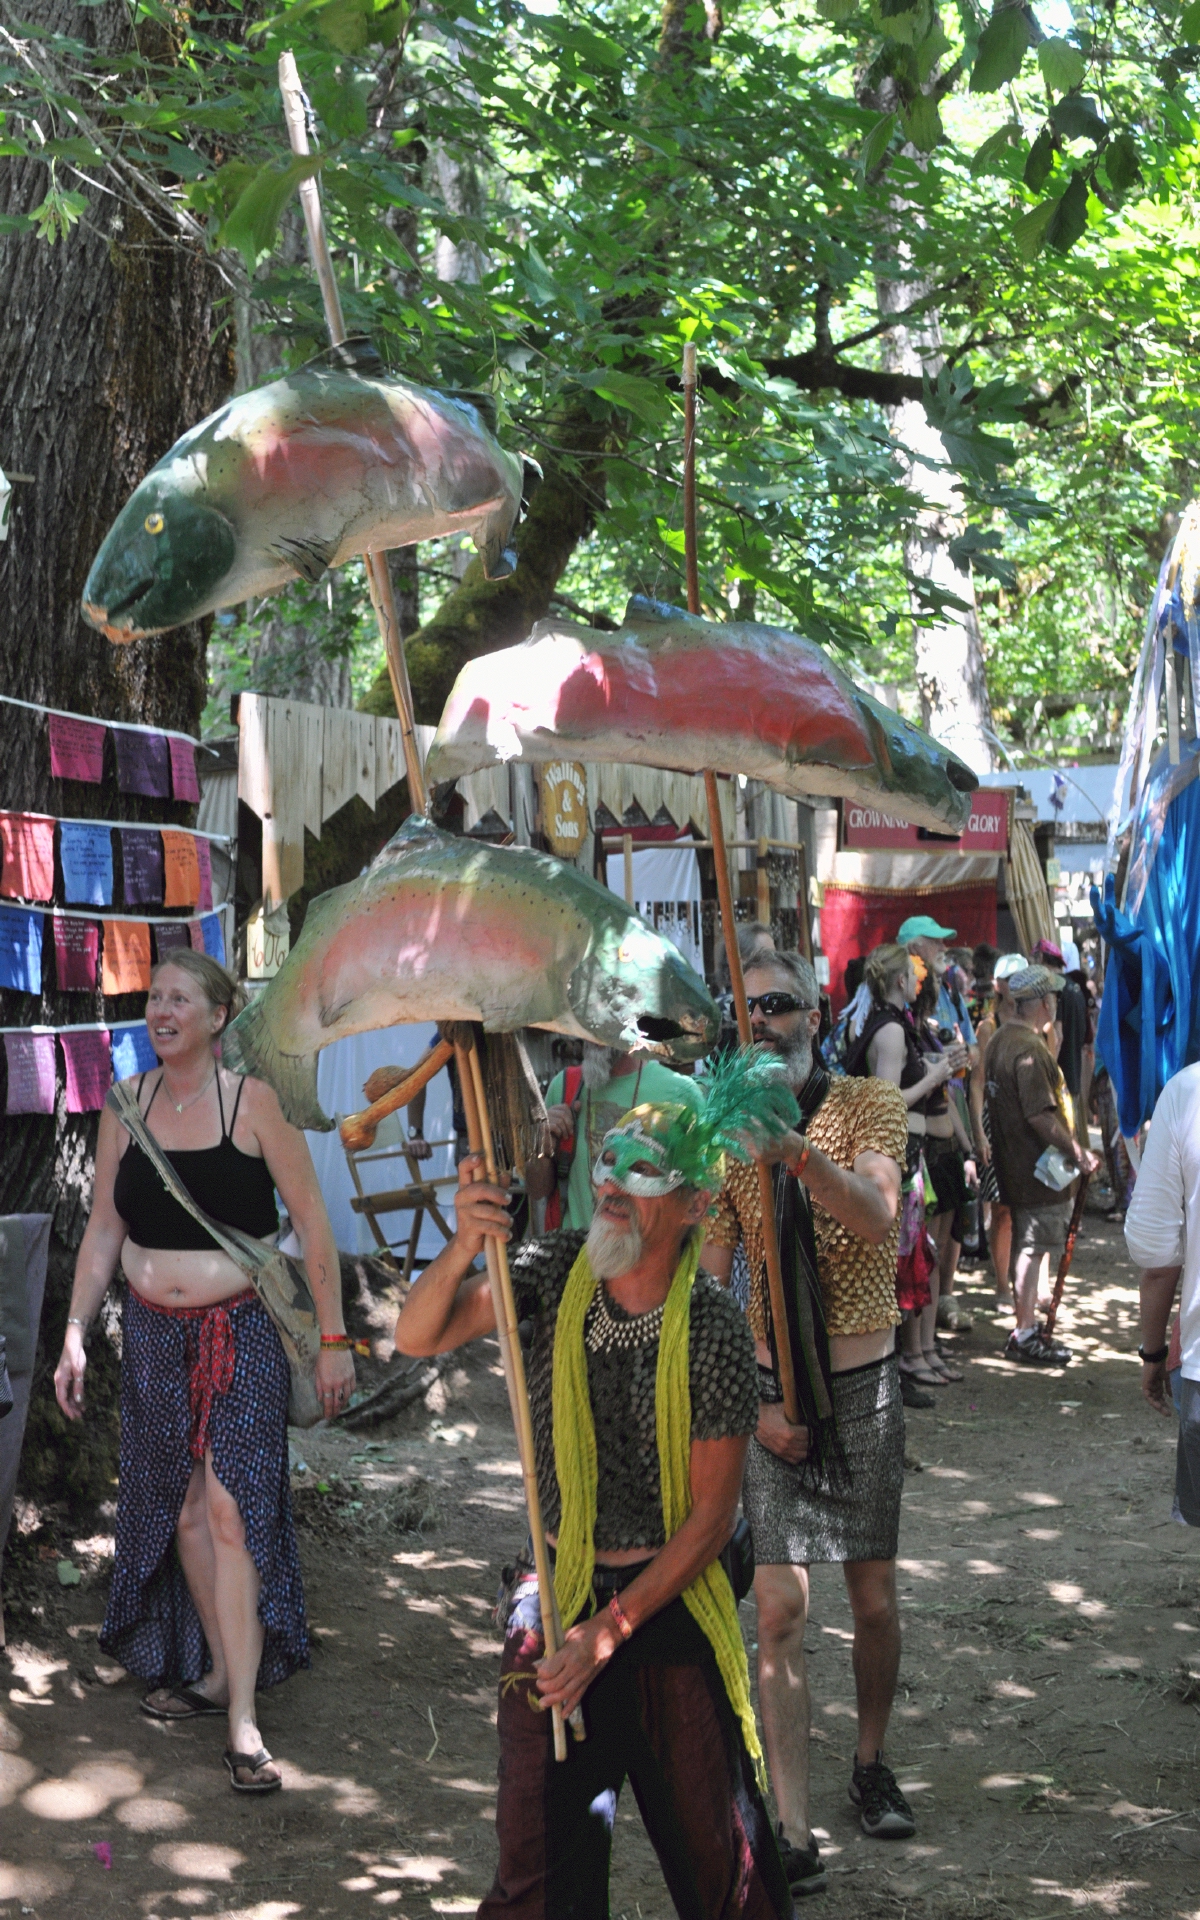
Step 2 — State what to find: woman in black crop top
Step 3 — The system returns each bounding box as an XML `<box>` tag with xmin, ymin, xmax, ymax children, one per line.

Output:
<box><xmin>54</xmin><ymin>953</ymin><xmax>351</xmax><ymax>1795</ymax></box>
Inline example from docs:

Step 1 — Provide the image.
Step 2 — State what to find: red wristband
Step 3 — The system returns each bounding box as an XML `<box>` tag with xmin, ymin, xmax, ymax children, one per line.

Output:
<box><xmin>792</xmin><ymin>1135</ymin><xmax>811</xmax><ymax>1178</ymax></box>
<box><xmin>608</xmin><ymin>1594</ymin><xmax>634</xmax><ymax>1641</ymax></box>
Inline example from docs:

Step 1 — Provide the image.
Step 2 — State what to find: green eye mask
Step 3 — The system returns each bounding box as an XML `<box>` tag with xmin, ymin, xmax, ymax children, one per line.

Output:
<box><xmin>590</xmin><ymin>1046</ymin><xmax>801</xmax><ymax>1198</ymax></box>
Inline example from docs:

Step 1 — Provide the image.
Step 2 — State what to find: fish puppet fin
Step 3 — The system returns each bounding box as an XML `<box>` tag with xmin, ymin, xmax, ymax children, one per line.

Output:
<box><xmin>270</xmin><ymin>533</ymin><xmax>339</xmax><ymax>585</ymax></box>
<box><xmin>222</xmin><ymin>997</ymin><xmax>334</xmax><ymax>1132</ymax></box>
<box><xmin>304</xmin><ymin>334</ymin><xmax>387</xmax><ymax>378</ymax></box>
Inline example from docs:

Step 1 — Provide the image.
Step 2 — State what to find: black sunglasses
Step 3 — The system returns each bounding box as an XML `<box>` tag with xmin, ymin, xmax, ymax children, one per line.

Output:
<box><xmin>746</xmin><ymin>992</ymin><xmax>815</xmax><ymax>1017</ymax></box>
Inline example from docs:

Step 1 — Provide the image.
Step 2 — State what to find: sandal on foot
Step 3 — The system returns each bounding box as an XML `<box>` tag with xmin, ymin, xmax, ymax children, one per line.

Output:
<box><xmin>898</xmin><ymin>1359</ymin><xmax>942</xmax><ymax>1387</ymax></box>
<box><xmin>140</xmin><ymin>1685</ymin><xmax>226</xmax><ymax>1721</ymax></box>
<box><xmin>924</xmin><ymin>1349</ymin><xmax>963</xmax><ymax>1382</ymax></box>
<box><xmin>223</xmin><ymin>1747</ymin><xmax>282</xmax><ymax>1794</ymax></box>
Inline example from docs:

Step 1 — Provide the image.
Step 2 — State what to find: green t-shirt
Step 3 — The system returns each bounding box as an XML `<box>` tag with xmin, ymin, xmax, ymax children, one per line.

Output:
<box><xmin>545</xmin><ymin>1060</ymin><xmax>704</xmax><ymax>1230</ymax></box>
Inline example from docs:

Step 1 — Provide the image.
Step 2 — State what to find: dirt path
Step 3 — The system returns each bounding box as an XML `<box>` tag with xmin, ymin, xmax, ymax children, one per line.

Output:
<box><xmin>3</xmin><ymin>1205</ymin><xmax>1200</xmax><ymax>1920</ymax></box>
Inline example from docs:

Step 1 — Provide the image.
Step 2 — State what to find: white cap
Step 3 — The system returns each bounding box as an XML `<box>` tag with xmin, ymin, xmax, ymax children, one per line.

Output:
<box><xmin>994</xmin><ymin>952</ymin><xmax>1029</xmax><ymax>982</ymax></box>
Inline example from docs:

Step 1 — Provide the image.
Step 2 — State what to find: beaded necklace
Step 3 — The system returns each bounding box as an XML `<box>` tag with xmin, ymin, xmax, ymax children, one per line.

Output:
<box><xmin>584</xmin><ymin>1285</ymin><xmax>665</xmax><ymax>1354</ymax></box>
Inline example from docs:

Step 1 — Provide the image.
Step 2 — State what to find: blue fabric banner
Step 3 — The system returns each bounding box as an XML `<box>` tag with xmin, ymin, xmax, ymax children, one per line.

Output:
<box><xmin>200</xmin><ymin>911</ymin><xmax>225</xmax><ymax>964</ymax></box>
<box><xmin>59</xmin><ymin>821</ymin><xmax>114</xmax><ymax>906</ymax></box>
<box><xmin>111</xmin><ymin>1024</ymin><xmax>159</xmax><ymax>1080</ymax></box>
<box><xmin>0</xmin><ymin>906</ymin><xmax>43</xmax><ymax>994</ymax></box>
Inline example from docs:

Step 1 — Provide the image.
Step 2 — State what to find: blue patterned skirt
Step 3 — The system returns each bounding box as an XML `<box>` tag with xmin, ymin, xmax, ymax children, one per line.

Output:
<box><xmin>99</xmin><ymin>1285</ymin><xmax>309</xmax><ymax>1690</ymax></box>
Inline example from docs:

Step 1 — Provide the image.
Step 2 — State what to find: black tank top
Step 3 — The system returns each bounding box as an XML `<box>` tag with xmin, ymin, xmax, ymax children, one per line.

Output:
<box><xmin>113</xmin><ymin>1071</ymin><xmax>279</xmax><ymax>1250</ymax></box>
<box><xmin>844</xmin><ymin>1004</ymin><xmax>936</xmax><ymax>1114</ymax></box>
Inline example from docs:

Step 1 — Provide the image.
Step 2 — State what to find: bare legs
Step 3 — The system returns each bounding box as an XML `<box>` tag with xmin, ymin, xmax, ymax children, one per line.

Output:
<box><xmin>169</xmin><ymin>1456</ymin><xmax>276</xmax><ymax>1781</ymax></box>
<box><xmin>1011</xmin><ymin>1245</ymin><xmax>1050</xmax><ymax>1334</ymax></box>
<box><xmin>755</xmin><ymin>1558</ymin><xmax>902</xmax><ymax>1846</ymax></box>
<box><xmin>990</xmin><ymin>1204</ymin><xmax>1013</xmax><ymax>1304</ymax></box>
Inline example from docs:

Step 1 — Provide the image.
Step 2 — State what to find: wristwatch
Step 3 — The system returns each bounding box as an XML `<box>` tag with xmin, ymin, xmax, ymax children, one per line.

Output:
<box><xmin>1137</xmin><ymin>1343</ymin><xmax>1169</xmax><ymax>1364</ymax></box>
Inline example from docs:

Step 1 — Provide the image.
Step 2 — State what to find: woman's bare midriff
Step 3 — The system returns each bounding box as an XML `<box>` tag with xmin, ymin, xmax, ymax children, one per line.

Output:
<box><xmin>121</xmin><ymin>1240</ymin><xmax>259</xmax><ymax>1310</ymax></box>
<box><xmin>544</xmin><ymin>1532</ymin><xmax>657</xmax><ymax>1568</ymax></box>
<box><xmin>754</xmin><ymin>1326</ymin><xmax>895</xmax><ymax>1378</ymax></box>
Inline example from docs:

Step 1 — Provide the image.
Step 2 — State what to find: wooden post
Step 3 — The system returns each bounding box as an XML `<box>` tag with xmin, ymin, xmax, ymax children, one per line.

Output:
<box><xmin>622</xmin><ymin>831</ymin><xmax>634</xmax><ymax>906</ymax></box>
<box><xmin>756</xmin><ymin>832</ymin><xmax>770</xmax><ymax>928</ymax></box>
<box><xmin>454</xmin><ymin>1037</ymin><xmax>570</xmax><ymax>1762</ymax></box>
<box><xmin>795</xmin><ymin>842</ymin><xmax>813</xmax><ymax>963</ymax></box>
<box><xmin>278</xmin><ymin>51</ymin><xmax>426</xmax><ymax>815</ymax></box>
<box><xmin>683</xmin><ymin>347</ymin><xmax>802</xmax><ymax>1427</ymax></box>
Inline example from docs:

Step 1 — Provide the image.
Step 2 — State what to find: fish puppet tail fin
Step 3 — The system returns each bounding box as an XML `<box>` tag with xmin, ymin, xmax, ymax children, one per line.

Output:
<box><xmin>222</xmin><ymin>998</ymin><xmax>333</xmax><ymax>1133</ymax></box>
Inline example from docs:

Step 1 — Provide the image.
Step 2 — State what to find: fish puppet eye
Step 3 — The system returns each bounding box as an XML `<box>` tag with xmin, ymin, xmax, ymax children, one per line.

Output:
<box><xmin>144</xmin><ymin>512</ymin><xmax>165</xmax><ymax>535</ymax></box>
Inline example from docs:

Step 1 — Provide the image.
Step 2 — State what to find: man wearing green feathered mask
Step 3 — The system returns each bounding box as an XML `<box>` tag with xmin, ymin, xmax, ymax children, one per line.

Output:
<box><xmin>393</xmin><ymin>1048</ymin><xmax>802</xmax><ymax>1920</ymax></box>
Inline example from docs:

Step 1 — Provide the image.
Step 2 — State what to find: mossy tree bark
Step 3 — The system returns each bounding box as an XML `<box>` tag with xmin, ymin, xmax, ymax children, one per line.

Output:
<box><xmin>0</xmin><ymin>0</ymin><xmax>233</xmax><ymax>1521</ymax></box>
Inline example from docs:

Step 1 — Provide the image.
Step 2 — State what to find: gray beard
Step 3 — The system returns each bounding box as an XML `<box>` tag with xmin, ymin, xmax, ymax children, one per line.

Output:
<box><xmin>757</xmin><ymin>1028</ymin><xmax>814</xmax><ymax>1094</ymax></box>
<box><xmin>581</xmin><ymin>1044</ymin><xmax>626</xmax><ymax>1090</ymax></box>
<box><xmin>586</xmin><ymin>1210</ymin><xmax>643</xmax><ymax>1280</ymax></box>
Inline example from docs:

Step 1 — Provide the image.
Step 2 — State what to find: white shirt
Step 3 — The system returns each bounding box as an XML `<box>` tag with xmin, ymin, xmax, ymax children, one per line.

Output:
<box><xmin>1124</xmin><ymin>1062</ymin><xmax>1200</xmax><ymax>1380</ymax></box>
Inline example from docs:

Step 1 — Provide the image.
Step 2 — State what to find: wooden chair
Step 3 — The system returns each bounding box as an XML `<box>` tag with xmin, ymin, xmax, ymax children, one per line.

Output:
<box><xmin>343</xmin><ymin>1123</ymin><xmax>458</xmax><ymax>1283</ymax></box>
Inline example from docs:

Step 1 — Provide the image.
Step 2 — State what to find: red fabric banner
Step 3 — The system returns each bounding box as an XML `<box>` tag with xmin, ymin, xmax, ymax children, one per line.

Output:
<box><xmin>821</xmin><ymin>881</ymin><xmax>998</xmax><ymax>1014</ymax></box>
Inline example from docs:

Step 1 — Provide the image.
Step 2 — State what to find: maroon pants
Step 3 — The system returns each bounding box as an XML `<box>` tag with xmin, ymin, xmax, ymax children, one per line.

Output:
<box><xmin>478</xmin><ymin>1570</ymin><xmax>793</xmax><ymax>1920</ymax></box>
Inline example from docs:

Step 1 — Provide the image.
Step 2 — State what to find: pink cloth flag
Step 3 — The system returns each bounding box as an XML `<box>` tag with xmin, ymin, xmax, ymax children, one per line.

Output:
<box><xmin>0</xmin><ymin>812</ymin><xmax>55</xmax><ymax>902</ymax></box>
<box><xmin>169</xmin><ymin>736</ymin><xmax>201</xmax><ymax>803</ymax></box>
<box><xmin>195</xmin><ymin>836</ymin><xmax>213</xmax><ymax>912</ymax></box>
<box><xmin>4</xmin><ymin>1031</ymin><xmax>56</xmax><ymax>1114</ymax></box>
<box><xmin>48</xmin><ymin>713</ymin><xmax>106</xmax><ymax>783</ymax></box>
<box><xmin>188</xmin><ymin>919</ymin><xmax>205</xmax><ymax>952</ymax></box>
<box><xmin>53</xmin><ymin>915</ymin><xmax>100</xmax><ymax>992</ymax></box>
<box><xmin>61</xmin><ymin>1029</ymin><xmax>112</xmax><ymax>1112</ymax></box>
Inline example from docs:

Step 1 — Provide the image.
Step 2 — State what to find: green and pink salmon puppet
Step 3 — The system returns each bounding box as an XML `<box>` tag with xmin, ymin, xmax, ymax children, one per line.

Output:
<box><xmin>426</xmin><ymin>596</ymin><xmax>978</xmax><ymax>834</ymax></box>
<box><xmin>221</xmin><ymin>815</ymin><xmax>719</xmax><ymax>1132</ymax></box>
<box><xmin>81</xmin><ymin>338</ymin><xmax>530</xmax><ymax>640</ymax></box>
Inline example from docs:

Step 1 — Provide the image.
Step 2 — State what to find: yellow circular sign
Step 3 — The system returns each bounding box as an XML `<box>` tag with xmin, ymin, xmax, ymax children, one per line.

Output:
<box><xmin>540</xmin><ymin>760</ymin><xmax>589</xmax><ymax>859</ymax></box>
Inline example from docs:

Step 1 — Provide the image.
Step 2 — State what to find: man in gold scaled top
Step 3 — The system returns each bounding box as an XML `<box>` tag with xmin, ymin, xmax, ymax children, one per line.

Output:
<box><xmin>702</xmin><ymin>940</ymin><xmax>910</xmax><ymax>1898</ymax></box>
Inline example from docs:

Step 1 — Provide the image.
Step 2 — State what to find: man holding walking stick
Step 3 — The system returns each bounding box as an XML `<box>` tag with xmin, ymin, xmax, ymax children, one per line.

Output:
<box><xmin>394</xmin><ymin>1051</ymin><xmax>801</xmax><ymax>1920</ymax></box>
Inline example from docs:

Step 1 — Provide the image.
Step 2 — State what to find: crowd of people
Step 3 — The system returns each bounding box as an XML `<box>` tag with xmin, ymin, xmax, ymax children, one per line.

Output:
<box><xmin>49</xmin><ymin>918</ymin><xmax>1165</xmax><ymax>1919</ymax></box>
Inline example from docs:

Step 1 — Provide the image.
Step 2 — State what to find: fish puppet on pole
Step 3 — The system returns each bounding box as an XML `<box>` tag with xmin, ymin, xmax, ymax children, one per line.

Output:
<box><xmin>426</xmin><ymin>344</ymin><xmax>978</xmax><ymax>1424</ymax></box>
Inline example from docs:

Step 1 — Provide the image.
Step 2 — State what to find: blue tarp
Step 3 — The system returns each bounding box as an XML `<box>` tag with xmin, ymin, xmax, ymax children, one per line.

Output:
<box><xmin>1093</xmin><ymin>739</ymin><xmax>1200</xmax><ymax>1132</ymax></box>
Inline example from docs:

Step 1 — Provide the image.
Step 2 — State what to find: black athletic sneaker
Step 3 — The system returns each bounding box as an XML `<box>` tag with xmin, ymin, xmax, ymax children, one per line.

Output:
<box><xmin>775</xmin><ymin>1824</ymin><xmax>826</xmax><ymax>1897</ymax></box>
<box><xmin>1006</xmin><ymin>1328</ymin><xmax>1070</xmax><ymax>1366</ymax></box>
<box><xmin>849</xmin><ymin>1753</ymin><xmax>916</xmax><ymax>1838</ymax></box>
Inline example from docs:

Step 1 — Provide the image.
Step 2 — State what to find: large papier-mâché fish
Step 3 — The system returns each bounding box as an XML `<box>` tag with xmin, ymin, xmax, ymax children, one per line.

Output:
<box><xmin>426</xmin><ymin>596</ymin><xmax>978</xmax><ymax>833</ymax></box>
<box><xmin>82</xmin><ymin>339</ymin><xmax>525</xmax><ymax>641</ymax></box>
<box><xmin>221</xmin><ymin>814</ymin><xmax>720</xmax><ymax>1131</ymax></box>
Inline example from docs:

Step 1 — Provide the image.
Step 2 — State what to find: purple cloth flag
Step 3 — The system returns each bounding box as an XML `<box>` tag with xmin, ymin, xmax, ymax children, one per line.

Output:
<box><xmin>120</xmin><ymin>828</ymin><xmax>164</xmax><ymax>908</ymax></box>
<box><xmin>0</xmin><ymin>907</ymin><xmax>43</xmax><ymax>994</ymax></box>
<box><xmin>4</xmin><ymin>1032</ymin><xmax>56</xmax><ymax>1114</ymax></box>
<box><xmin>169</xmin><ymin>737</ymin><xmax>201</xmax><ymax>803</ymax></box>
<box><xmin>59</xmin><ymin>822</ymin><xmax>114</xmax><ymax>906</ymax></box>
<box><xmin>48</xmin><ymin>714</ymin><xmax>106</xmax><ymax>784</ymax></box>
<box><xmin>195</xmin><ymin>837</ymin><xmax>213</xmax><ymax>912</ymax></box>
<box><xmin>61</xmin><ymin>1030</ymin><xmax>112</xmax><ymax>1112</ymax></box>
<box><xmin>153</xmin><ymin>921</ymin><xmax>190</xmax><ymax>959</ymax></box>
<box><xmin>53</xmin><ymin>915</ymin><xmax>99</xmax><ymax>991</ymax></box>
<box><xmin>200</xmin><ymin>912</ymin><xmax>225</xmax><ymax>964</ymax></box>
<box><xmin>114</xmin><ymin>728</ymin><xmax>171</xmax><ymax>798</ymax></box>
<box><xmin>111</xmin><ymin>1023</ymin><xmax>158</xmax><ymax>1079</ymax></box>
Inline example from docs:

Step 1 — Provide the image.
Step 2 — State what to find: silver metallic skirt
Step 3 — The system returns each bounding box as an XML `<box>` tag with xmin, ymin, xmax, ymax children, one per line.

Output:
<box><xmin>743</xmin><ymin>1353</ymin><xmax>904</xmax><ymax>1566</ymax></box>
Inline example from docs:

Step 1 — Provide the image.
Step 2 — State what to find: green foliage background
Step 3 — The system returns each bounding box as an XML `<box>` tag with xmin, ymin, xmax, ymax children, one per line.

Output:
<box><xmin>5</xmin><ymin>0</ymin><xmax>1199</xmax><ymax>759</ymax></box>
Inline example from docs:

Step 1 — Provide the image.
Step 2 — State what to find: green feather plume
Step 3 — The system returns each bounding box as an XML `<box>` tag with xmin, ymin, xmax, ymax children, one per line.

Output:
<box><xmin>667</xmin><ymin>1045</ymin><xmax>799</xmax><ymax>1189</ymax></box>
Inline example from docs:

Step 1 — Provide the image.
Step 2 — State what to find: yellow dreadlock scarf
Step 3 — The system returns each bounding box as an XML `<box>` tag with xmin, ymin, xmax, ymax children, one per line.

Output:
<box><xmin>551</xmin><ymin>1238</ymin><xmax>764</xmax><ymax>1784</ymax></box>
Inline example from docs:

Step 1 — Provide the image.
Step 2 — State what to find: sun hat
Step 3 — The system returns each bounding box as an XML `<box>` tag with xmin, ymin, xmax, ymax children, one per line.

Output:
<box><xmin>898</xmin><ymin>914</ymin><xmax>956</xmax><ymax>943</ymax></box>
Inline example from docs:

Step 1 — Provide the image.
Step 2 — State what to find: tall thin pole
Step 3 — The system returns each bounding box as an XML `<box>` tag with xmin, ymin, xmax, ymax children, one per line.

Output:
<box><xmin>683</xmin><ymin>347</ymin><xmax>802</xmax><ymax>1427</ymax></box>
<box><xmin>455</xmin><ymin>1037</ymin><xmax>570</xmax><ymax>1763</ymax></box>
<box><xmin>278</xmin><ymin>51</ymin><xmax>427</xmax><ymax>815</ymax></box>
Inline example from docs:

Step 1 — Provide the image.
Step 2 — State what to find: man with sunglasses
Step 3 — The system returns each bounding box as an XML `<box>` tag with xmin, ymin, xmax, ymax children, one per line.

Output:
<box><xmin>703</xmin><ymin>942</ymin><xmax>911</xmax><ymax>1897</ymax></box>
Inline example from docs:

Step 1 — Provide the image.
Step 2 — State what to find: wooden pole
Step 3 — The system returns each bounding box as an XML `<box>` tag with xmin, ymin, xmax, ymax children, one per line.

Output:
<box><xmin>795</xmin><ymin>841</ymin><xmax>813</xmax><ymax>964</ymax></box>
<box><xmin>622</xmin><ymin>831</ymin><xmax>635</xmax><ymax>906</ymax></box>
<box><xmin>277</xmin><ymin>51</ymin><xmax>426</xmax><ymax>815</ymax></box>
<box><xmin>682</xmin><ymin>347</ymin><xmax>802</xmax><ymax>1427</ymax></box>
<box><xmin>454</xmin><ymin>1037</ymin><xmax>569</xmax><ymax>1762</ymax></box>
<box><xmin>756</xmin><ymin>832</ymin><xmax>771</xmax><ymax>927</ymax></box>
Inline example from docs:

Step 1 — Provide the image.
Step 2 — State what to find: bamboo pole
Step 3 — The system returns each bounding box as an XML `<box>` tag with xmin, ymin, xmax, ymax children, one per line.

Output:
<box><xmin>454</xmin><ymin>1036</ymin><xmax>569</xmax><ymax>1762</ymax></box>
<box><xmin>277</xmin><ymin>51</ymin><xmax>426</xmax><ymax>815</ymax></box>
<box><xmin>682</xmin><ymin>346</ymin><xmax>802</xmax><ymax>1427</ymax></box>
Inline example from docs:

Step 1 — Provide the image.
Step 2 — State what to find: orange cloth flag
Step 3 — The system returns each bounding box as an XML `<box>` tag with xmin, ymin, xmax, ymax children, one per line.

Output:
<box><xmin>161</xmin><ymin>830</ymin><xmax>201</xmax><ymax>909</ymax></box>
<box><xmin>101</xmin><ymin>919</ymin><xmax>152</xmax><ymax>995</ymax></box>
<box><xmin>0</xmin><ymin>812</ymin><xmax>55</xmax><ymax>902</ymax></box>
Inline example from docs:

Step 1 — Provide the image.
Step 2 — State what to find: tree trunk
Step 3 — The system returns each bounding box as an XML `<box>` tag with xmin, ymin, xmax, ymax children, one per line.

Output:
<box><xmin>0</xmin><ymin>0</ymin><xmax>233</xmax><ymax>1522</ymax></box>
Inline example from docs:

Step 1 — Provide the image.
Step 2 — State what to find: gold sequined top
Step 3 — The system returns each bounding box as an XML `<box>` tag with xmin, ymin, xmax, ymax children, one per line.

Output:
<box><xmin>707</xmin><ymin>1076</ymin><xmax>909</xmax><ymax>1339</ymax></box>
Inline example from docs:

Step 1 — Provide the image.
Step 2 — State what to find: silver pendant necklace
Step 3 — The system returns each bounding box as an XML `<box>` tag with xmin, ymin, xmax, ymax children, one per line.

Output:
<box><xmin>163</xmin><ymin>1068</ymin><xmax>215</xmax><ymax>1116</ymax></box>
<box><xmin>585</xmin><ymin>1286</ymin><xmax>665</xmax><ymax>1355</ymax></box>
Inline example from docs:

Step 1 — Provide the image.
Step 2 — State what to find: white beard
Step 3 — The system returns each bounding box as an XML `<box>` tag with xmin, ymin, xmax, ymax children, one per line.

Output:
<box><xmin>758</xmin><ymin>1029</ymin><xmax>814</xmax><ymax>1094</ymax></box>
<box><xmin>586</xmin><ymin>1210</ymin><xmax>643</xmax><ymax>1279</ymax></box>
<box><xmin>581</xmin><ymin>1044</ymin><xmax>626</xmax><ymax>1090</ymax></box>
